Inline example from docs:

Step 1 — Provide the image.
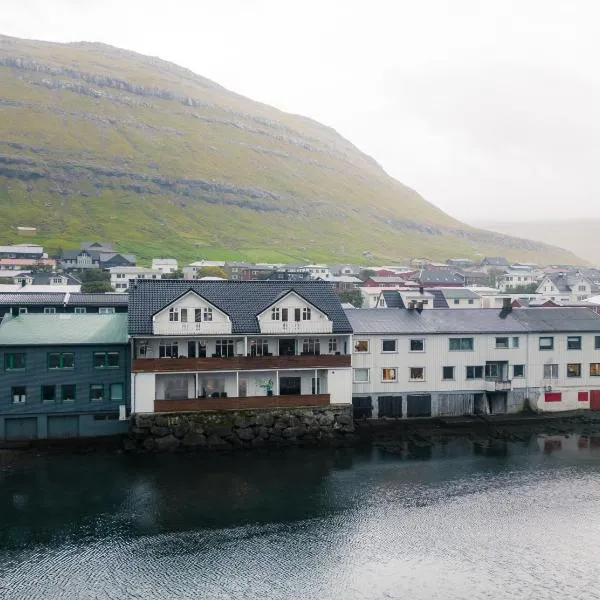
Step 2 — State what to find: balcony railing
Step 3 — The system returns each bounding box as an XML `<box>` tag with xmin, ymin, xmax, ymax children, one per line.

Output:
<box><xmin>153</xmin><ymin>321</ymin><xmax>232</xmax><ymax>335</ymax></box>
<box><xmin>154</xmin><ymin>393</ymin><xmax>331</xmax><ymax>412</ymax></box>
<box><xmin>484</xmin><ymin>379</ymin><xmax>512</xmax><ymax>392</ymax></box>
<box><xmin>133</xmin><ymin>354</ymin><xmax>351</xmax><ymax>373</ymax></box>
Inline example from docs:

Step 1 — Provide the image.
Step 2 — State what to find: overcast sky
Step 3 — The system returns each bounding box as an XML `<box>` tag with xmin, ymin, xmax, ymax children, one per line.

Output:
<box><xmin>2</xmin><ymin>0</ymin><xmax>598</xmax><ymax>222</ymax></box>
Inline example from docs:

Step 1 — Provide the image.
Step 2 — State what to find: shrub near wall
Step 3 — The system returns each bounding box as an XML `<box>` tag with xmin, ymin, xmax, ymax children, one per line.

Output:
<box><xmin>126</xmin><ymin>405</ymin><xmax>355</xmax><ymax>452</ymax></box>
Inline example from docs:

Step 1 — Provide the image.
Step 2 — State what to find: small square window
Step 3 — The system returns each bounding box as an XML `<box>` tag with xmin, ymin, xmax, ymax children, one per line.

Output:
<box><xmin>382</xmin><ymin>368</ymin><xmax>397</xmax><ymax>382</ymax></box>
<box><xmin>513</xmin><ymin>364</ymin><xmax>525</xmax><ymax>378</ymax></box>
<box><xmin>110</xmin><ymin>383</ymin><xmax>124</xmax><ymax>402</ymax></box>
<box><xmin>90</xmin><ymin>384</ymin><xmax>104</xmax><ymax>401</ymax></box>
<box><xmin>353</xmin><ymin>368</ymin><xmax>370</xmax><ymax>383</ymax></box>
<box><xmin>453</xmin><ymin>299</ymin><xmax>460</xmax><ymax>305</ymax></box>
<box><xmin>382</xmin><ymin>340</ymin><xmax>397</xmax><ymax>353</ymax></box>
<box><xmin>567</xmin><ymin>336</ymin><xmax>582</xmax><ymax>350</ymax></box>
<box><xmin>354</xmin><ymin>340</ymin><xmax>369</xmax><ymax>353</ymax></box>
<box><xmin>410</xmin><ymin>339</ymin><xmax>425</xmax><ymax>352</ymax></box>
<box><xmin>495</xmin><ymin>337</ymin><xmax>509</xmax><ymax>349</ymax></box>
<box><xmin>409</xmin><ymin>367</ymin><xmax>425</xmax><ymax>381</ymax></box>
<box><xmin>539</xmin><ymin>337</ymin><xmax>554</xmax><ymax>350</ymax></box>
<box><xmin>567</xmin><ymin>363</ymin><xmax>581</xmax><ymax>378</ymax></box>
<box><xmin>62</xmin><ymin>384</ymin><xmax>76</xmax><ymax>402</ymax></box>
<box><xmin>41</xmin><ymin>385</ymin><xmax>56</xmax><ymax>402</ymax></box>
<box><xmin>12</xmin><ymin>386</ymin><xmax>26</xmax><ymax>403</ymax></box>
<box><xmin>442</xmin><ymin>366</ymin><xmax>454</xmax><ymax>380</ymax></box>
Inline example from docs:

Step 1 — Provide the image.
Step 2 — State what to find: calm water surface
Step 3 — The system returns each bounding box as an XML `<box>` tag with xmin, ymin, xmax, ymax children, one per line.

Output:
<box><xmin>1</xmin><ymin>434</ymin><xmax>600</xmax><ymax>599</ymax></box>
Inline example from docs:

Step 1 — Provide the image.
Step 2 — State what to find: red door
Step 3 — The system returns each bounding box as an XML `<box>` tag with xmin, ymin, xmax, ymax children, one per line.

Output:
<box><xmin>590</xmin><ymin>390</ymin><xmax>600</xmax><ymax>410</ymax></box>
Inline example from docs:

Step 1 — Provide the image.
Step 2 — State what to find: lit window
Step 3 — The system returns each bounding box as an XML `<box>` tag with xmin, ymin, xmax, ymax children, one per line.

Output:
<box><xmin>567</xmin><ymin>363</ymin><xmax>581</xmax><ymax>378</ymax></box>
<box><xmin>382</xmin><ymin>368</ymin><xmax>397</xmax><ymax>382</ymax></box>
<box><xmin>591</xmin><ymin>363</ymin><xmax>600</xmax><ymax>377</ymax></box>
<box><xmin>354</xmin><ymin>340</ymin><xmax>369</xmax><ymax>353</ymax></box>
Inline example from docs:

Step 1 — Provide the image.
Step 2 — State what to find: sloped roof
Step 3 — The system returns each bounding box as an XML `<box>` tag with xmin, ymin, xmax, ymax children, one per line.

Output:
<box><xmin>0</xmin><ymin>292</ymin><xmax>128</xmax><ymax>307</ymax></box>
<box><xmin>418</xmin><ymin>270</ymin><xmax>464</xmax><ymax>284</ymax></box>
<box><xmin>429</xmin><ymin>289</ymin><xmax>450</xmax><ymax>308</ymax></box>
<box><xmin>482</xmin><ymin>257</ymin><xmax>510</xmax><ymax>266</ymax></box>
<box><xmin>439</xmin><ymin>287</ymin><xmax>480</xmax><ymax>300</ymax></box>
<box><xmin>0</xmin><ymin>313</ymin><xmax>128</xmax><ymax>345</ymax></box>
<box><xmin>128</xmin><ymin>280</ymin><xmax>352</xmax><ymax>335</ymax></box>
<box><xmin>67</xmin><ymin>293</ymin><xmax>129</xmax><ymax>306</ymax></box>
<box><xmin>380</xmin><ymin>290</ymin><xmax>405</xmax><ymax>308</ymax></box>
<box><xmin>345</xmin><ymin>306</ymin><xmax>600</xmax><ymax>335</ymax></box>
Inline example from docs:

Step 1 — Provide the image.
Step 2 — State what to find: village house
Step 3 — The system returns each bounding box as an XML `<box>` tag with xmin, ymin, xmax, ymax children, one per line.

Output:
<box><xmin>497</xmin><ymin>271</ymin><xmax>540</xmax><ymax>293</ymax></box>
<box><xmin>128</xmin><ymin>280</ymin><xmax>353</xmax><ymax>413</ymax></box>
<box><xmin>182</xmin><ymin>260</ymin><xmax>227</xmax><ymax>279</ymax></box>
<box><xmin>151</xmin><ymin>258</ymin><xmax>178</xmax><ymax>274</ymax></box>
<box><xmin>0</xmin><ymin>245</ymin><xmax>45</xmax><ymax>260</ymax></box>
<box><xmin>109</xmin><ymin>266</ymin><xmax>162</xmax><ymax>291</ymax></box>
<box><xmin>60</xmin><ymin>242</ymin><xmax>136</xmax><ymax>271</ymax></box>
<box><xmin>0</xmin><ymin>313</ymin><xmax>130</xmax><ymax>440</ymax></box>
<box><xmin>536</xmin><ymin>272</ymin><xmax>599</xmax><ymax>303</ymax></box>
<box><xmin>347</xmin><ymin>304</ymin><xmax>600</xmax><ymax>419</ymax></box>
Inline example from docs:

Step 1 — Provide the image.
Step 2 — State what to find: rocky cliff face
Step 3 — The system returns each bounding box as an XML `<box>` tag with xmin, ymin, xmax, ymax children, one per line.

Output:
<box><xmin>0</xmin><ymin>35</ymin><xmax>583</xmax><ymax>264</ymax></box>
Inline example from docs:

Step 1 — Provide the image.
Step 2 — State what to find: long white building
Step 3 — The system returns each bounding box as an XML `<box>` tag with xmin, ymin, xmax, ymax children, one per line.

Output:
<box><xmin>346</xmin><ymin>305</ymin><xmax>600</xmax><ymax>418</ymax></box>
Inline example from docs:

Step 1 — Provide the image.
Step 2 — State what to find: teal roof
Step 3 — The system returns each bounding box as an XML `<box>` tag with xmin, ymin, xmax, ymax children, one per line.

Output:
<box><xmin>0</xmin><ymin>314</ymin><xmax>128</xmax><ymax>346</ymax></box>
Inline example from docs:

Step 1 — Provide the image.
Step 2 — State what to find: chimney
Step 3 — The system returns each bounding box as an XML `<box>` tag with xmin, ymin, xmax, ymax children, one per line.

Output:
<box><xmin>408</xmin><ymin>300</ymin><xmax>416</xmax><ymax>310</ymax></box>
<box><xmin>499</xmin><ymin>296</ymin><xmax>512</xmax><ymax>318</ymax></box>
<box><xmin>416</xmin><ymin>301</ymin><xmax>424</xmax><ymax>313</ymax></box>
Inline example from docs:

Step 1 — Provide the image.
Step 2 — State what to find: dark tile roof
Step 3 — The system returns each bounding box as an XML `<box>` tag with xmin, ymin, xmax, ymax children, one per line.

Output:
<box><xmin>418</xmin><ymin>270</ymin><xmax>464</xmax><ymax>285</ymax></box>
<box><xmin>345</xmin><ymin>306</ymin><xmax>600</xmax><ymax>335</ymax></box>
<box><xmin>381</xmin><ymin>290</ymin><xmax>405</xmax><ymax>308</ymax></box>
<box><xmin>128</xmin><ymin>280</ymin><xmax>352</xmax><ymax>335</ymax></box>
<box><xmin>67</xmin><ymin>293</ymin><xmax>129</xmax><ymax>306</ymax></box>
<box><xmin>0</xmin><ymin>292</ymin><xmax>67</xmax><ymax>305</ymax></box>
<box><xmin>482</xmin><ymin>257</ymin><xmax>510</xmax><ymax>266</ymax></box>
<box><xmin>429</xmin><ymin>289</ymin><xmax>450</xmax><ymax>308</ymax></box>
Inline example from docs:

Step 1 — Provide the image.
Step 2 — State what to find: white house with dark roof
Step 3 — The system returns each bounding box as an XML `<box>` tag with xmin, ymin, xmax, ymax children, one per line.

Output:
<box><xmin>536</xmin><ymin>273</ymin><xmax>598</xmax><ymax>303</ymax></box>
<box><xmin>128</xmin><ymin>280</ymin><xmax>353</xmax><ymax>413</ymax></box>
<box><xmin>347</xmin><ymin>306</ymin><xmax>600</xmax><ymax>418</ymax></box>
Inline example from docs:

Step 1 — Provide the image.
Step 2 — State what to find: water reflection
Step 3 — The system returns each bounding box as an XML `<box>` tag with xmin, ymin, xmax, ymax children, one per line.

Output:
<box><xmin>1</xmin><ymin>431</ymin><xmax>600</xmax><ymax>599</ymax></box>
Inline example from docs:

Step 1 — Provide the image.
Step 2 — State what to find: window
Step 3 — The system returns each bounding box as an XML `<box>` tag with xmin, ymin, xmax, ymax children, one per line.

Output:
<box><xmin>12</xmin><ymin>386</ymin><xmax>26</xmax><ymax>403</ymax></box>
<box><xmin>382</xmin><ymin>339</ymin><xmax>397</xmax><ymax>353</ymax></box>
<box><xmin>90</xmin><ymin>384</ymin><xmax>104</xmax><ymax>401</ymax></box>
<box><xmin>41</xmin><ymin>385</ymin><xmax>56</xmax><ymax>402</ymax></box>
<box><xmin>513</xmin><ymin>365</ymin><xmax>525</xmax><ymax>378</ymax></box>
<box><xmin>453</xmin><ymin>299</ymin><xmax>460</xmax><ymax>305</ymax></box>
<box><xmin>294</xmin><ymin>308</ymin><xmax>301</xmax><ymax>322</ymax></box>
<box><xmin>203</xmin><ymin>308</ymin><xmax>213</xmax><ymax>322</ymax></box>
<box><xmin>4</xmin><ymin>352</ymin><xmax>25</xmax><ymax>370</ymax></box>
<box><xmin>18</xmin><ymin>307</ymin><xmax>27</xmax><ymax>315</ymax></box>
<box><xmin>249</xmin><ymin>338</ymin><xmax>269</xmax><ymax>356</ymax></box>
<box><xmin>215</xmin><ymin>339</ymin><xmax>234</xmax><ymax>357</ymax></box>
<box><xmin>543</xmin><ymin>364</ymin><xmax>559</xmax><ymax>378</ymax></box>
<box><xmin>62</xmin><ymin>384</ymin><xmax>76</xmax><ymax>402</ymax></box>
<box><xmin>449</xmin><ymin>337</ymin><xmax>474</xmax><ymax>351</ymax></box>
<box><xmin>93</xmin><ymin>352</ymin><xmax>120</xmax><ymax>368</ymax></box>
<box><xmin>485</xmin><ymin>363</ymin><xmax>499</xmax><ymax>378</ymax></box>
<box><xmin>353</xmin><ymin>368</ymin><xmax>370</xmax><ymax>382</ymax></box>
<box><xmin>302</xmin><ymin>338</ymin><xmax>320</xmax><ymax>355</ymax></box>
<box><xmin>567</xmin><ymin>336</ymin><xmax>582</xmax><ymax>350</ymax></box>
<box><xmin>271</xmin><ymin>307</ymin><xmax>280</xmax><ymax>321</ymax></box>
<box><xmin>168</xmin><ymin>307</ymin><xmax>179</xmax><ymax>322</ymax></box>
<box><xmin>180</xmin><ymin>308</ymin><xmax>188</xmax><ymax>323</ymax></box>
<box><xmin>48</xmin><ymin>352</ymin><xmax>74</xmax><ymax>369</ymax></box>
<box><xmin>409</xmin><ymin>367</ymin><xmax>425</xmax><ymax>381</ymax></box>
<box><xmin>382</xmin><ymin>368</ymin><xmax>397</xmax><ymax>382</ymax></box>
<box><xmin>43</xmin><ymin>307</ymin><xmax>56</xmax><ymax>314</ymax></box>
<box><xmin>110</xmin><ymin>383</ymin><xmax>124</xmax><ymax>401</ymax></box>
<box><xmin>410</xmin><ymin>339</ymin><xmax>425</xmax><ymax>352</ymax></box>
<box><xmin>512</xmin><ymin>337</ymin><xmax>520</xmax><ymax>348</ymax></box>
<box><xmin>539</xmin><ymin>337</ymin><xmax>554</xmax><ymax>350</ymax></box>
<box><xmin>596</xmin><ymin>336</ymin><xmax>600</xmax><ymax>350</ymax></box>
<box><xmin>302</xmin><ymin>307</ymin><xmax>311</xmax><ymax>320</ymax></box>
<box><xmin>354</xmin><ymin>340</ymin><xmax>369</xmax><ymax>353</ymax></box>
<box><xmin>159</xmin><ymin>341</ymin><xmax>179</xmax><ymax>358</ymax></box>
<box><xmin>74</xmin><ymin>307</ymin><xmax>86</xmax><ymax>314</ymax></box>
<box><xmin>99</xmin><ymin>307</ymin><xmax>115</xmax><ymax>315</ymax></box>
<box><xmin>567</xmin><ymin>363</ymin><xmax>581</xmax><ymax>378</ymax></box>
<box><xmin>466</xmin><ymin>366</ymin><xmax>483</xmax><ymax>379</ymax></box>
<box><xmin>328</xmin><ymin>338</ymin><xmax>338</xmax><ymax>353</ymax></box>
<box><xmin>495</xmin><ymin>337</ymin><xmax>509</xmax><ymax>349</ymax></box>
<box><xmin>137</xmin><ymin>341</ymin><xmax>149</xmax><ymax>357</ymax></box>
<box><xmin>442</xmin><ymin>366</ymin><xmax>455</xmax><ymax>380</ymax></box>
<box><xmin>281</xmin><ymin>308</ymin><xmax>289</xmax><ymax>322</ymax></box>
<box><xmin>468</xmin><ymin>299</ymin><xmax>474</xmax><ymax>305</ymax></box>
<box><xmin>591</xmin><ymin>363</ymin><xmax>600</xmax><ymax>377</ymax></box>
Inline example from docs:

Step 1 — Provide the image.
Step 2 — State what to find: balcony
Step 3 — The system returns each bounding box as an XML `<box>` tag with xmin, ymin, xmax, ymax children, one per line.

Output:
<box><xmin>484</xmin><ymin>379</ymin><xmax>512</xmax><ymax>392</ymax></box>
<box><xmin>153</xmin><ymin>321</ymin><xmax>232</xmax><ymax>335</ymax></box>
<box><xmin>133</xmin><ymin>354</ymin><xmax>351</xmax><ymax>373</ymax></box>
<box><xmin>154</xmin><ymin>393</ymin><xmax>331</xmax><ymax>412</ymax></box>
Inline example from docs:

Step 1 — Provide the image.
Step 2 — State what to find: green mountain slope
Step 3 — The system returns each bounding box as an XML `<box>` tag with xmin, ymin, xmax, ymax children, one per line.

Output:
<box><xmin>0</xmin><ymin>35</ymin><xmax>583</xmax><ymax>265</ymax></box>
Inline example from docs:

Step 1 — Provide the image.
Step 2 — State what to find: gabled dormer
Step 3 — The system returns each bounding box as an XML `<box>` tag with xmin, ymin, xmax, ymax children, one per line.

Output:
<box><xmin>257</xmin><ymin>290</ymin><xmax>333</xmax><ymax>334</ymax></box>
<box><xmin>152</xmin><ymin>290</ymin><xmax>232</xmax><ymax>335</ymax></box>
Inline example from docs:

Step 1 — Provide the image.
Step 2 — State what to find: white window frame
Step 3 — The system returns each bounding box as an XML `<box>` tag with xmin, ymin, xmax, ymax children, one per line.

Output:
<box><xmin>354</xmin><ymin>339</ymin><xmax>369</xmax><ymax>353</ymax></box>
<box><xmin>381</xmin><ymin>367</ymin><xmax>397</xmax><ymax>382</ymax></box>
<box><xmin>381</xmin><ymin>339</ymin><xmax>397</xmax><ymax>353</ymax></box>
<box><xmin>409</xmin><ymin>367</ymin><xmax>425</xmax><ymax>381</ymax></box>
<box><xmin>74</xmin><ymin>307</ymin><xmax>86</xmax><ymax>314</ymax></box>
<box><xmin>409</xmin><ymin>338</ymin><xmax>425</xmax><ymax>352</ymax></box>
<box><xmin>353</xmin><ymin>368</ymin><xmax>370</xmax><ymax>383</ymax></box>
<box><xmin>543</xmin><ymin>363</ymin><xmax>559</xmax><ymax>379</ymax></box>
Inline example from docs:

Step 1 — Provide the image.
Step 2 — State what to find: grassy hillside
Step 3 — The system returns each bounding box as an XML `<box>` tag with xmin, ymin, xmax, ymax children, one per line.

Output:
<box><xmin>0</xmin><ymin>35</ymin><xmax>583</xmax><ymax>265</ymax></box>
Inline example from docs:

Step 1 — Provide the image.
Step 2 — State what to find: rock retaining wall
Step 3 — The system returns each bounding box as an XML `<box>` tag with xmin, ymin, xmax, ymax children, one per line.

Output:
<box><xmin>126</xmin><ymin>405</ymin><xmax>355</xmax><ymax>452</ymax></box>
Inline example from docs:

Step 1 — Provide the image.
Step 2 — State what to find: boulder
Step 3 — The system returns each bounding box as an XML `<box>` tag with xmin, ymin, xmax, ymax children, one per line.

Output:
<box><xmin>150</xmin><ymin>425</ymin><xmax>171</xmax><ymax>437</ymax></box>
<box><xmin>236</xmin><ymin>427</ymin><xmax>255</xmax><ymax>441</ymax></box>
<box><xmin>182</xmin><ymin>433</ymin><xmax>207</xmax><ymax>448</ymax></box>
<box><xmin>154</xmin><ymin>434</ymin><xmax>180</xmax><ymax>452</ymax></box>
<box><xmin>207</xmin><ymin>434</ymin><xmax>231</xmax><ymax>449</ymax></box>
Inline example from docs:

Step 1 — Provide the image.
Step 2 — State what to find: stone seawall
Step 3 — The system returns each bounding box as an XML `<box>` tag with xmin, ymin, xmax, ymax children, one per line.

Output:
<box><xmin>126</xmin><ymin>405</ymin><xmax>355</xmax><ymax>452</ymax></box>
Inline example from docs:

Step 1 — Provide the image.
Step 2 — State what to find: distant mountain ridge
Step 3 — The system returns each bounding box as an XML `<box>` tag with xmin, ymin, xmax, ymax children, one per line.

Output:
<box><xmin>0</xmin><ymin>34</ymin><xmax>583</xmax><ymax>265</ymax></box>
<box><xmin>477</xmin><ymin>220</ymin><xmax>598</xmax><ymax>265</ymax></box>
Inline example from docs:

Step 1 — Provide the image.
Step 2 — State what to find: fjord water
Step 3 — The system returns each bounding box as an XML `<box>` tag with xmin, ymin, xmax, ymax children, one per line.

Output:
<box><xmin>1</xmin><ymin>436</ymin><xmax>600</xmax><ymax>600</ymax></box>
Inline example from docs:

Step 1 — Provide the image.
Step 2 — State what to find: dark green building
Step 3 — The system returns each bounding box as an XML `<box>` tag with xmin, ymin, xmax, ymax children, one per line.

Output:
<box><xmin>0</xmin><ymin>313</ymin><xmax>130</xmax><ymax>440</ymax></box>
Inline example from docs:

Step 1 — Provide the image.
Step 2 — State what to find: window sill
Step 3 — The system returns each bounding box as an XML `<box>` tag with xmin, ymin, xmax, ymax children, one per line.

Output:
<box><xmin>381</xmin><ymin>380</ymin><xmax>397</xmax><ymax>383</ymax></box>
